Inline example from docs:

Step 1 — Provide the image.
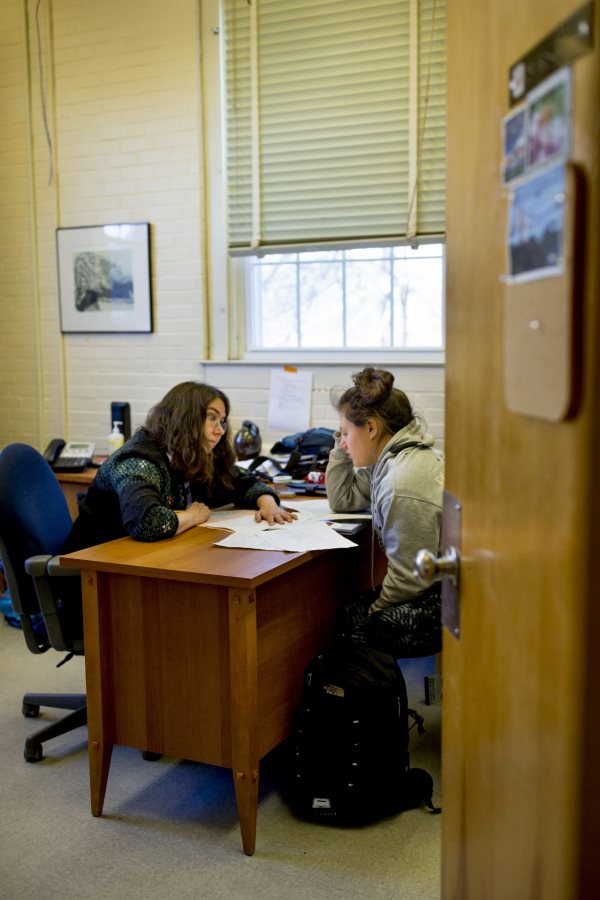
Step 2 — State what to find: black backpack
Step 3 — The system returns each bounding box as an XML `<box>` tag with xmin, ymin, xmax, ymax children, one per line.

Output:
<box><xmin>284</xmin><ymin>642</ymin><xmax>439</xmax><ymax>825</ymax></box>
<box><xmin>270</xmin><ymin>427</ymin><xmax>336</xmax><ymax>459</ymax></box>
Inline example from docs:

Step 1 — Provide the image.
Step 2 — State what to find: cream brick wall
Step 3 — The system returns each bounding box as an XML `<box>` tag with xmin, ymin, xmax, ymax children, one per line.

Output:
<box><xmin>0</xmin><ymin>0</ymin><xmax>42</xmax><ymax>446</ymax></box>
<box><xmin>201</xmin><ymin>363</ymin><xmax>445</xmax><ymax>456</ymax></box>
<box><xmin>0</xmin><ymin>0</ymin><xmax>445</xmax><ymax>458</ymax></box>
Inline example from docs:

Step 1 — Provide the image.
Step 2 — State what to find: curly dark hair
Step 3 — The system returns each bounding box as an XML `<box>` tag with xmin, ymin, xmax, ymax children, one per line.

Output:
<box><xmin>332</xmin><ymin>367</ymin><xmax>415</xmax><ymax>434</ymax></box>
<box><xmin>144</xmin><ymin>381</ymin><xmax>236</xmax><ymax>486</ymax></box>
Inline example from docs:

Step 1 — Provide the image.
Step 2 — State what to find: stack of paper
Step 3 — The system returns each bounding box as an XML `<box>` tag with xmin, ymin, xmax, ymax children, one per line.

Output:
<box><xmin>214</xmin><ymin>521</ymin><xmax>357</xmax><ymax>552</ymax></box>
<box><xmin>283</xmin><ymin>499</ymin><xmax>371</xmax><ymax>522</ymax></box>
<box><xmin>199</xmin><ymin>505</ymin><xmax>362</xmax><ymax>551</ymax></box>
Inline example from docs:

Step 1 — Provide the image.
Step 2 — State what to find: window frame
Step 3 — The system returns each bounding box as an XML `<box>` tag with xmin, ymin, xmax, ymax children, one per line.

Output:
<box><xmin>236</xmin><ymin>240</ymin><xmax>446</xmax><ymax>364</ymax></box>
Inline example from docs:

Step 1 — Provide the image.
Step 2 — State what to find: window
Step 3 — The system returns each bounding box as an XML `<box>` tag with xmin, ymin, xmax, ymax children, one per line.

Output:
<box><xmin>247</xmin><ymin>243</ymin><xmax>444</xmax><ymax>353</ymax></box>
<box><xmin>202</xmin><ymin>0</ymin><xmax>446</xmax><ymax>361</ymax></box>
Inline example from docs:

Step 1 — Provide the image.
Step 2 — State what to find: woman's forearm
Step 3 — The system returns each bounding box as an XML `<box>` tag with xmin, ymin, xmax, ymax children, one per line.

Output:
<box><xmin>175</xmin><ymin>501</ymin><xmax>211</xmax><ymax>534</ymax></box>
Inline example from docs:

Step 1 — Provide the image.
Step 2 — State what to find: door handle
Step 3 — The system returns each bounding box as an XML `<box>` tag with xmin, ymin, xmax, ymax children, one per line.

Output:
<box><xmin>414</xmin><ymin>546</ymin><xmax>460</xmax><ymax>587</ymax></box>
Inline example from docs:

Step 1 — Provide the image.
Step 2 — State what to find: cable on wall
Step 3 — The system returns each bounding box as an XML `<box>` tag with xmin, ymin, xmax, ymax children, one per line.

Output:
<box><xmin>35</xmin><ymin>0</ymin><xmax>54</xmax><ymax>185</ymax></box>
<box><xmin>405</xmin><ymin>0</ymin><xmax>440</xmax><ymax>242</ymax></box>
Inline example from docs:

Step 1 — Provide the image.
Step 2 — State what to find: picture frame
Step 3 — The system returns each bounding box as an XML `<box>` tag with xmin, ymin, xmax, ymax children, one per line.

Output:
<box><xmin>56</xmin><ymin>223</ymin><xmax>152</xmax><ymax>333</ymax></box>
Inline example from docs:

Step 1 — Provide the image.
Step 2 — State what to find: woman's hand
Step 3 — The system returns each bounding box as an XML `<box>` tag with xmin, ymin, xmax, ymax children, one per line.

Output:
<box><xmin>255</xmin><ymin>494</ymin><xmax>296</xmax><ymax>525</ymax></box>
<box><xmin>176</xmin><ymin>501</ymin><xmax>211</xmax><ymax>535</ymax></box>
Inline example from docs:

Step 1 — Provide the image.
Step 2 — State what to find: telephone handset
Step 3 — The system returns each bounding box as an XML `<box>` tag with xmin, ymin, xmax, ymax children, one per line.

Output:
<box><xmin>43</xmin><ymin>439</ymin><xmax>95</xmax><ymax>471</ymax></box>
<box><xmin>43</xmin><ymin>438</ymin><xmax>66</xmax><ymax>466</ymax></box>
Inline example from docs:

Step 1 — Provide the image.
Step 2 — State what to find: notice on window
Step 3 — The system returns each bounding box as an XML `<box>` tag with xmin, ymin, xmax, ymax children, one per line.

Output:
<box><xmin>267</xmin><ymin>368</ymin><xmax>313</xmax><ymax>433</ymax></box>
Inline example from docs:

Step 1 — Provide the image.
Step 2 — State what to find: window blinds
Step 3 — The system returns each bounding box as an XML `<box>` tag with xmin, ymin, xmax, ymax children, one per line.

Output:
<box><xmin>223</xmin><ymin>0</ymin><xmax>446</xmax><ymax>252</ymax></box>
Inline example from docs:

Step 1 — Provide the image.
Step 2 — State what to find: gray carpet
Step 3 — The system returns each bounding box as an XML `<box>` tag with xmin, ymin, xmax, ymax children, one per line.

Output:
<box><xmin>0</xmin><ymin>619</ymin><xmax>441</xmax><ymax>899</ymax></box>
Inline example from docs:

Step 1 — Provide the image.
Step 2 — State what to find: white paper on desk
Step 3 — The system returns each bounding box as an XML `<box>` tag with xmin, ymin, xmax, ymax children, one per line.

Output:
<box><xmin>267</xmin><ymin>368</ymin><xmax>312</xmax><ymax>433</ymax></box>
<box><xmin>214</xmin><ymin>521</ymin><xmax>357</xmax><ymax>552</ymax></box>
<box><xmin>283</xmin><ymin>499</ymin><xmax>371</xmax><ymax>521</ymax></box>
<box><xmin>202</xmin><ymin>508</ymin><xmax>264</xmax><ymax>531</ymax></box>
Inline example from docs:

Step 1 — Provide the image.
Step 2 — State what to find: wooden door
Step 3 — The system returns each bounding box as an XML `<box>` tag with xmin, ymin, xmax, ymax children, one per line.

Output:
<box><xmin>443</xmin><ymin>1</ymin><xmax>600</xmax><ymax>897</ymax></box>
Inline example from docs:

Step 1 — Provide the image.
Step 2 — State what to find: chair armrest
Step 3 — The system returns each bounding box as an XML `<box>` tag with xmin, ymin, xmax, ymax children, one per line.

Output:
<box><xmin>48</xmin><ymin>556</ymin><xmax>81</xmax><ymax>578</ymax></box>
<box><xmin>24</xmin><ymin>554</ymin><xmax>52</xmax><ymax>577</ymax></box>
<box><xmin>24</xmin><ymin>555</ymin><xmax>82</xmax><ymax>654</ymax></box>
<box><xmin>25</xmin><ymin>555</ymin><xmax>80</xmax><ymax>579</ymax></box>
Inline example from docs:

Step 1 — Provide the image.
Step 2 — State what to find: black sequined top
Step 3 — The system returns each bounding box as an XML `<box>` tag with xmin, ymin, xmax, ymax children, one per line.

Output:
<box><xmin>62</xmin><ymin>428</ymin><xmax>277</xmax><ymax>552</ymax></box>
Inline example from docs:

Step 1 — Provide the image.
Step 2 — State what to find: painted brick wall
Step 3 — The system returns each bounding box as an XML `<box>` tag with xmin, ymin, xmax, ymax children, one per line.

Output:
<box><xmin>48</xmin><ymin>0</ymin><xmax>206</xmax><ymax>449</ymax></box>
<box><xmin>0</xmin><ymin>0</ymin><xmax>445</xmax><ymax>458</ymax></box>
<box><xmin>0</xmin><ymin>0</ymin><xmax>42</xmax><ymax>446</ymax></box>
<box><xmin>201</xmin><ymin>363</ymin><xmax>445</xmax><ymax>456</ymax></box>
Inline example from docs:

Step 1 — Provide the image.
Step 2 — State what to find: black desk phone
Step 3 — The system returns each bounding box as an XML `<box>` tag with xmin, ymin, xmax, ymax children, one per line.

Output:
<box><xmin>43</xmin><ymin>439</ymin><xmax>95</xmax><ymax>472</ymax></box>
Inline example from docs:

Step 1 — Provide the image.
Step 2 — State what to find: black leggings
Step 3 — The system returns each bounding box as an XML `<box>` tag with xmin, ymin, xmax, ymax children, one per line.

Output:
<box><xmin>339</xmin><ymin>583</ymin><xmax>442</xmax><ymax>659</ymax></box>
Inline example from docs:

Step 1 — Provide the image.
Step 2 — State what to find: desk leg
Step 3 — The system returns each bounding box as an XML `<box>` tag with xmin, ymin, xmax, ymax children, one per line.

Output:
<box><xmin>82</xmin><ymin>572</ymin><xmax>113</xmax><ymax>816</ymax></box>
<box><xmin>228</xmin><ymin>588</ymin><xmax>259</xmax><ymax>856</ymax></box>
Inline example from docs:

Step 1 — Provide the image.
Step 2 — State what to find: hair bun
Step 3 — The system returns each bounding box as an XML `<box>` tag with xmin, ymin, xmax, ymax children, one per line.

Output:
<box><xmin>352</xmin><ymin>367</ymin><xmax>394</xmax><ymax>405</ymax></box>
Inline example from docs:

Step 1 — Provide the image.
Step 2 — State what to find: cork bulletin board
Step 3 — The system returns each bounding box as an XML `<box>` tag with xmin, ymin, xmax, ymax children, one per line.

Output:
<box><xmin>503</xmin><ymin>162</ymin><xmax>584</xmax><ymax>421</ymax></box>
<box><xmin>501</xmin><ymin>5</ymin><xmax>593</xmax><ymax>422</ymax></box>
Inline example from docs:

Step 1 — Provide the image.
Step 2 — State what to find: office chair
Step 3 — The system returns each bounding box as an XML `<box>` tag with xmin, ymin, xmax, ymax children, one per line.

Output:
<box><xmin>0</xmin><ymin>442</ymin><xmax>86</xmax><ymax>762</ymax></box>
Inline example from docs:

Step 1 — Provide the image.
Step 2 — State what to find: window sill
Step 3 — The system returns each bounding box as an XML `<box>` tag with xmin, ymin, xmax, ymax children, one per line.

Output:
<box><xmin>200</xmin><ymin>350</ymin><xmax>445</xmax><ymax>366</ymax></box>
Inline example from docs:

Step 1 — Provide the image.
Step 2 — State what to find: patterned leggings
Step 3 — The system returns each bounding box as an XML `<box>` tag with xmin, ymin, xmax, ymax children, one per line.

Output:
<box><xmin>338</xmin><ymin>583</ymin><xmax>442</xmax><ymax>659</ymax></box>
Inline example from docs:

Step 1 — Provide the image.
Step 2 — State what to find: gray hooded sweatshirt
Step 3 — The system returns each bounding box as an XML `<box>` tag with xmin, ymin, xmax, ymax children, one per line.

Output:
<box><xmin>326</xmin><ymin>420</ymin><xmax>444</xmax><ymax>612</ymax></box>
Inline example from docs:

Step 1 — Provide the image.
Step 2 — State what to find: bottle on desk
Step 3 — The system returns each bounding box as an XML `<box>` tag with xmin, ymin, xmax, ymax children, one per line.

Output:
<box><xmin>108</xmin><ymin>421</ymin><xmax>125</xmax><ymax>454</ymax></box>
<box><xmin>273</xmin><ymin>473</ymin><xmax>295</xmax><ymax>499</ymax></box>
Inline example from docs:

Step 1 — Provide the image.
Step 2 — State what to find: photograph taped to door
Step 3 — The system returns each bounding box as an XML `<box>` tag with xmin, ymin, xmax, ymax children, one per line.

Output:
<box><xmin>506</xmin><ymin>163</ymin><xmax>566</xmax><ymax>283</ymax></box>
<box><xmin>501</xmin><ymin>106</ymin><xmax>527</xmax><ymax>184</ymax></box>
<box><xmin>525</xmin><ymin>67</ymin><xmax>571</xmax><ymax>172</ymax></box>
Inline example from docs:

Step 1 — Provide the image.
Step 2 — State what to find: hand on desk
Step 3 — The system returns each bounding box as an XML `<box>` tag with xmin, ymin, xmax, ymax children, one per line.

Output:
<box><xmin>255</xmin><ymin>494</ymin><xmax>297</xmax><ymax>526</ymax></box>
<box><xmin>176</xmin><ymin>501</ymin><xmax>211</xmax><ymax>534</ymax></box>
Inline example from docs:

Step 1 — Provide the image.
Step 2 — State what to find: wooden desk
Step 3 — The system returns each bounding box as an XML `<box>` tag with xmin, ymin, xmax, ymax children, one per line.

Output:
<box><xmin>55</xmin><ymin>468</ymin><xmax>95</xmax><ymax>519</ymax></box>
<box><xmin>61</xmin><ymin>526</ymin><xmax>361</xmax><ymax>855</ymax></box>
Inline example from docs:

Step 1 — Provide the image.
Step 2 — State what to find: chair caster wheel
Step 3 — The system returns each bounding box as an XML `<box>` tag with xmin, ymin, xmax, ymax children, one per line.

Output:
<box><xmin>142</xmin><ymin>751</ymin><xmax>162</xmax><ymax>761</ymax></box>
<box><xmin>24</xmin><ymin>741</ymin><xmax>43</xmax><ymax>763</ymax></box>
<box><xmin>22</xmin><ymin>702</ymin><xmax>40</xmax><ymax>718</ymax></box>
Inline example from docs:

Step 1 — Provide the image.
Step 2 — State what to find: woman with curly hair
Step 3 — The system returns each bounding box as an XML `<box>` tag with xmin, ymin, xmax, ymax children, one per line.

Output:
<box><xmin>63</xmin><ymin>381</ymin><xmax>292</xmax><ymax>552</ymax></box>
<box><xmin>326</xmin><ymin>367</ymin><xmax>444</xmax><ymax>658</ymax></box>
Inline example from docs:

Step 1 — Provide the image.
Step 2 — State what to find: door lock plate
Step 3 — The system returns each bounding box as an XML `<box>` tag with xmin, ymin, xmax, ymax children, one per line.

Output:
<box><xmin>442</xmin><ymin>491</ymin><xmax>462</xmax><ymax>639</ymax></box>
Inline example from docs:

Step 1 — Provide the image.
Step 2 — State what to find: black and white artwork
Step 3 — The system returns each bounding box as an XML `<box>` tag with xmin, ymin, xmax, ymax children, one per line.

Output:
<box><xmin>57</xmin><ymin>223</ymin><xmax>152</xmax><ymax>332</ymax></box>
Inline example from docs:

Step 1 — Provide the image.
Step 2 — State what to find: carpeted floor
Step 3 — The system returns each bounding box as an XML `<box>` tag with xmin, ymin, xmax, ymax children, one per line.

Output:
<box><xmin>0</xmin><ymin>618</ymin><xmax>441</xmax><ymax>900</ymax></box>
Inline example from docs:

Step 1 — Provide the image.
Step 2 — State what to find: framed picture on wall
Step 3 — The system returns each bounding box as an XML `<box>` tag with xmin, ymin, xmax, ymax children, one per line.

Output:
<box><xmin>56</xmin><ymin>223</ymin><xmax>152</xmax><ymax>333</ymax></box>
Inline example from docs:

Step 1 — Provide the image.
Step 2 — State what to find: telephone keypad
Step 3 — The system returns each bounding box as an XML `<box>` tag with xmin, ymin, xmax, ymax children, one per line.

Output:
<box><xmin>52</xmin><ymin>457</ymin><xmax>90</xmax><ymax>472</ymax></box>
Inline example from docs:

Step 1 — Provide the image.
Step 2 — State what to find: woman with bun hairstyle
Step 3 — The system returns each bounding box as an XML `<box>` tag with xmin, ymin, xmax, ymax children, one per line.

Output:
<box><xmin>326</xmin><ymin>367</ymin><xmax>444</xmax><ymax>657</ymax></box>
<box><xmin>63</xmin><ymin>381</ymin><xmax>293</xmax><ymax>553</ymax></box>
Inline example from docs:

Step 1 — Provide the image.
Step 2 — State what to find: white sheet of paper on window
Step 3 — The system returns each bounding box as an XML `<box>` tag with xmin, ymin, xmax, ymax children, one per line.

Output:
<box><xmin>267</xmin><ymin>367</ymin><xmax>313</xmax><ymax>433</ymax></box>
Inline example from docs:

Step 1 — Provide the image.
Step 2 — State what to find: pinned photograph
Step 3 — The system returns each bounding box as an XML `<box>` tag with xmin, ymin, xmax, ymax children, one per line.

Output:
<box><xmin>526</xmin><ymin>67</ymin><xmax>571</xmax><ymax>171</ymax></box>
<box><xmin>507</xmin><ymin>164</ymin><xmax>566</xmax><ymax>281</ymax></box>
<box><xmin>502</xmin><ymin>107</ymin><xmax>526</xmax><ymax>183</ymax></box>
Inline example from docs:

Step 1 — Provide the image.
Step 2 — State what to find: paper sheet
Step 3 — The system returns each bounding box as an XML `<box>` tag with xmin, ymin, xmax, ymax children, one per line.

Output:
<box><xmin>214</xmin><ymin>521</ymin><xmax>357</xmax><ymax>552</ymax></box>
<box><xmin>267</xmin><ymin>368</ymin><xmax>313</xmax><ymax>432</ymax></box>
<box><xmin>201</xmin><ymin>508</ymin><xmax>261</xmax><ymax>531</ymax></box>
<box><xmin>283</xmin><ymin>499</ymin><xmax>371</xmax><ymax>521</ymax></box>
<box><xmin>199</xmin><ymin>501</ymin><xmax>369</xmax><ymax>551</ymax></box>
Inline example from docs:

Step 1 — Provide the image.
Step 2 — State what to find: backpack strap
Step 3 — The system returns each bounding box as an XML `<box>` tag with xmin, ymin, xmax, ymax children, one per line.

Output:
<box><xmin>404</xmin><ymin>767</ymin><xmax>442</xmax><ymax>814</ymax></box>
<box><xmin>407</xmin><ymin>707</ymin><xmax>426</xmax><ymax>735</ymax></box>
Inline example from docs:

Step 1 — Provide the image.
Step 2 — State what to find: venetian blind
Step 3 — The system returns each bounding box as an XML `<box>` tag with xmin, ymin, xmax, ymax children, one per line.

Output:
<box><xmin>224</xmin><ymin>0</ymin><xmax>446</xmax><ymax>251</ymax></box>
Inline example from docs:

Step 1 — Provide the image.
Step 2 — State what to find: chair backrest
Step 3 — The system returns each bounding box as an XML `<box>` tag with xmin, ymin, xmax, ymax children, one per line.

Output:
<box><xmin>0</xmin><ymin>443</ymin><xmax>73</xmax><ymax>621</ymax></box>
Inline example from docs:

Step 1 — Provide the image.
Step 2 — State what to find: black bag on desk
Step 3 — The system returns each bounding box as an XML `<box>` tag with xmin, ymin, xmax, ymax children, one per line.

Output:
<box><xmin>260</xmin><ymin>428</ymin><xmax>335</xmax><ymax>480</ymax></box>
<box><xmin>259</xmin><ymin>428</ymin><xmax>334</xmax><ymax>481</ymax></box>
<box><xmin>270</xmin><ymin>428</ymin><xmax>336</xmax><ymax>459</ymax></box>
<box><xmin>284</xmin><ymin>642</ymin><xmax>439</xmax><ymax>825</ymax></box>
